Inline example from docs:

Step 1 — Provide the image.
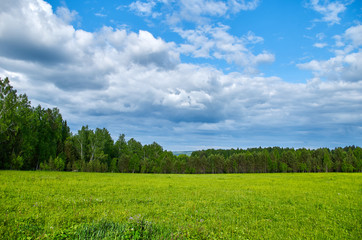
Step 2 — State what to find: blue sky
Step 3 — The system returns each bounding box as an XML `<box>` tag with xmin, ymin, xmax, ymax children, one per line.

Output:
<box><xmin>0</xmin><ymin>0</ymin><xmax>361</xmax><ymax>150</ymax></box>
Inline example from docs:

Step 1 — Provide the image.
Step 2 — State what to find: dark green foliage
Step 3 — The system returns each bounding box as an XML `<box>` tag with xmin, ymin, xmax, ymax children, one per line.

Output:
<box><xmin>73</xmin><ymin>217</ymin><xmax>173</xmax><ymax>240</ymax></box>
<box><xmin>0</xmin><ymin>77</ymin><xmax>31</xmax><ymax>169</ymax></box>
<box><xmin>1</xmin><ymin>77</ymin><xmax>361</xmax><ymax>173</ymax></box>
<box><xmin>0</xmin><ymin>78</ymin><xmax>70</xmax><ymax>170</ymax></box>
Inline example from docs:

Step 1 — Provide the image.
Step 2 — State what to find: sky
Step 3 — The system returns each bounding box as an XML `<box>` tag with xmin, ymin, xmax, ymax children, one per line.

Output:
<box><xmin>0</xmin><ymin>0</ymin><xmax>361</xmax><ymax>151</ymax></box>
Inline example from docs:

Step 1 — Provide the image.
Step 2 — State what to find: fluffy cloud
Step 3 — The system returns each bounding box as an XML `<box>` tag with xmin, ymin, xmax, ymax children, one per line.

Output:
<box><xmin>176</xmin><ymin>24</ymin><xmax>274</xmax><ymax>71</ymax></box>
<box><xmin>175</xmin><ymin>0</ymin><xmax>229</xmax><ymax>23</ymax></box>
<box><xmin>128</xmin><ymin>0</ymin><xmax>261</xmax><ymax>24</ymax></box>
<box><xmin>126</xmin><ymin>0</ymin><xmax>268</xmax><ymax>72</ymax></box>
<box><xmin>307</xmin><ymin>0</ymin><xmax>350</xmax><ymax>25</ymax></box>
<box><xmin>0</xmin><ymin>0</ymin><xmax>361</xmax><ymax>149</ymax></box>
<box><xmin>55</xmin><ymin>6</ymin><xmax>78</xmax><ymax>24</ymax></box>
<box><xmin>313</xmin><ymin>42</ymin><xmax>327</xmax><ymax>48</ymax></box>
<box><xmin>228</xmin><ymin>0</ymin><xmax>261</xmax><ymax>12</ymax></box>
<box><xmin>299</xmin><ymin>50</ymin><xmax>362</xmax><ymax>82</ymax></box>
<box><xmin>129</xmin><ymin>0</ymin><xmax>157</xmax><ymax>17</ymax></box>
<box><xmin>345</xmin><ymin>24</ymin><xmax>362</xmax><ymax>47</ymax></box>
<box><xmin>0</xmin><ymin>0</ymin><xmax>179</xmax><ymax>90</ymax></box>
<box><xmin>299</xmin><ymin>24</ymin><xmax>362</xmax><ymax>82</ymax></box>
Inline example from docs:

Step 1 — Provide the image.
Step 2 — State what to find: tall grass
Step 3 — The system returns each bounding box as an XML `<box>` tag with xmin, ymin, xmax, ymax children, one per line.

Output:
<box><xmin>0</xmin><ymin>171</ymin><xmax>361</xmax><ymax>239</ymax></box>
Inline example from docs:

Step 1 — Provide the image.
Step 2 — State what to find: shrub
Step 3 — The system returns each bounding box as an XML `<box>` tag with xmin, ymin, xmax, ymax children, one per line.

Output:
<box><xmin>54</xmin><ymin>156</ymin><xmax>65</xmax><ymax>171</ymax></box>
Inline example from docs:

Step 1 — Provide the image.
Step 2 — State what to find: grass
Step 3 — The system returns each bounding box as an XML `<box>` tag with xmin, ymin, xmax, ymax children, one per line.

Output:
<box><xmin>0</xmin><ymin>171</ymin><xmax>361</xmax><ymax>239</ymax></box>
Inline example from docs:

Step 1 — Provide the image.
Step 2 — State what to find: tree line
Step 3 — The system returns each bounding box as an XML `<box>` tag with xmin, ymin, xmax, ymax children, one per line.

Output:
<box><xmin>1</xmin><ymin>77</ymin><xmax>361</xmax><ymax>173</ymax></box>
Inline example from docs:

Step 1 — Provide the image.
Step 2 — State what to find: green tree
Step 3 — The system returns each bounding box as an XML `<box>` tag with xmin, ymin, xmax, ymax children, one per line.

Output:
<box><xmin>11</xmin><ymin>154</ymin><xmax>24</xmax><ymax>170</ymax></box>
<box><xmin>280</xmin><ymin>149</ymin><xmax>297</xmax><ymax>172</ymax></box>
<box><xmin>332</xmin><ymin>148</ymin><xmax>345</xmax><ymax>172</ymax></box>
<box><xmin>353</xmin><ymin>147</ymin><xmax>362</xmax><ymax>172</ymax></box>
<box><xmin>54</xmin><ymin>156</ymin><xmax>65</xmax><ymax>171</ymax></box>
<box><xmin>0</xmin><ymin>77</ymin><xmax>31</xmax><ymax>169</ymax></box>
<box><xmin>74</xmin><ymin>126</ymin><xmax>91</xmax><ymax>162</ymax></box>
<box><xmin>311</xmin><ymin>149</ymin><xmax>324</xmax><ymax>172</ymax></box>
<box><xmin>92</xmin><ymin>128</ymin><xmax>114</xmax><ymax>166</ymax></box>
<box><xmin>268</xmin><ymin>149</ymin><xmax>280</xmax><ymax>173</ymax></box>
<box><xmin>127</xmin><ymin>138</ymin><xmax>143</xmax><ymax>173</ymax></box>
<box><xmin>298</xmin><ymin>149</ymin><xmax>312</xmax><ymax>172</ymax></box>
<box><xmin>322</xmin><ymin>149</ymin><xmax>332</xmax><ymax>172</ymax></box>
<box><xmin>245</xmin><ymin>151</ymin><xmax>254</xmax><ymax>173</ymax></box>
<box><xmin>342</xmin><ymin>149</ymin><xmax>355</xmax><ymax>172</ymax></box>
<box><xmin>110</xmin><ymin>158</ymin><xmax>118</xmax><ymax>172</ymax></box>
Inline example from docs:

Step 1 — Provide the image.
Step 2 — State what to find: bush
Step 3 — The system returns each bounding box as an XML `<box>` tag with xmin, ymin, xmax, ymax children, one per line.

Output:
<box><xmin>54</xmin><ymin>156</ymin><xmax>65</xmax><ymax>171</ymax></box>
<box><xmin>40</xmin><ymin>156</ymin><xmax>65</xmax><ymax>171</ymax></box>
<box><xmin>11</xmin><ymin>154</ymin><xmax>24</xmax><ymax>170</ymax></box>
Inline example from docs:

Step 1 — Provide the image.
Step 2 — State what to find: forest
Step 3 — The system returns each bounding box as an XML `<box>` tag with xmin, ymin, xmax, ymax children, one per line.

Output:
<box><xmin>1</xmin><ymin>77</ymin><xmax>361</xmax><ymax>173</ymax></box>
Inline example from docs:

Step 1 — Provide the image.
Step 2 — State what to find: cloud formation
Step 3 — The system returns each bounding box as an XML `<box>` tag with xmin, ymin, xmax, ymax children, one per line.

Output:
<box><xmin>175</xmin><ymin>25</ymin><xmax>274</xmax><ymax>71</ymax></box>
<box><xmin>299</xmin><ymin>24</ymin><xmax>362</xmax><ymax>82</ymax></box>
<box><xmin>0</xmin><ymin>0</ymin><xmax>180</xmax><ymax>91</ymax></box>
<box><xmin>129</xmin><ymin>0</ymin><xmax>157</xmax><ymax>17</ymax></box>
<box><xmin>126</xmin><ymin>0</ymin><xmax>268</xmax><ymax>71</ymax></box>
<box><xmin>0</xmin><ymin>0</ymin><xmax>361</xmax><ymax>149</ymax></box>
<box><xmin>129</xmin><ymin>0</ymin><xmax>261</xmax><ymax>24</ymax></box>
<box><xmin>307</xmin><ymin>0</ymin><xmax>351</xmax><ymax>25</ymax></box>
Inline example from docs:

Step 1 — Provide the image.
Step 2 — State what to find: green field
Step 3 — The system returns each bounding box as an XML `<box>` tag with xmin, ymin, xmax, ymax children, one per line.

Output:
<box><xmin>0</xmin><ymin>171</ymin><xmax>361</xmax><ymax>239</ymax></box>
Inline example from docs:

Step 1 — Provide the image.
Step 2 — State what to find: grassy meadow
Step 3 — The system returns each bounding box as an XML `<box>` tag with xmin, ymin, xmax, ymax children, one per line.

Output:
<box><xmin>0</xmin><ymin>171</ymin><xmax>361</xmax><ymax>239</ymax></box>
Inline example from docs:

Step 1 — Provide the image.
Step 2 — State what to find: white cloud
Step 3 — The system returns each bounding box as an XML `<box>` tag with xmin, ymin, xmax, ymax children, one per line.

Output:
<box><xmin>228</xmin><ymin>0</ymin><xmax>260</xmax><ymax>12</ymax></box>
<box><xmin>298</xmin><ymin>50</ymin><xmax>362</xmax><ymax>82</ymax></box>
<box><xmin>129</xmin><ymin>0</ymin><xmax>260</xmax><ymax>25</ymax></box>
<box><xmin>313</xmin><ymin>42</ymin><xmax>328</xmax><ymax>48</ymax></box>
<box><xmin>345</xmin><ymin>24</ymin><xmax>362</xmax><ymax>47</ymax></box>
<box><xmin>178</xmin><ymin>0</ymin><xmax>228</xmax><ymax>20</ymax></box>
<box><xmin>129</xmin><ymin>0</ymin><xmax>157</xmax><ymax>17</ymax></box>
<box><xmin>332</xmin><ymin>25</ymin><xmax>362</xmax><ymax>55</ymax></box>
<box><xmin>95</xmin><ymin>13</ymin><xmax>107</xmax><ymax>17</ymax></box>
<box><xmin>56</xmin><ymin>6</ymin><xmax>78</xmax><ymax>24</ymax></box>
<box><xmin>299</xmin><ymin>24</ymin><xmax>362</xmax><ymax>82</ymax></box>
<box><xmin>244</xmin><ymin>31</ymin><xmax>264</xmax><ymax>44</ymax></box>
<box><xmin>126</xmin><ymin>0</ymin><xmax>267</xmax><ymax>71</ymax></box>
<box><xmin>0</xmin><ymin>0</ymin><xmax>180</xmax><ymax>93</ymax></box>
<box><xmin>162</xmin><ymin>0</ymin><xmax>230</xmax><ymax>25</ymax></box>
<box><xmin>316</xmin><ymin>32</ymin><xmax>326</xmax><ymax>40</ymax></box>
<box><xmin>175</xmin><ymin>24</ymin><xmax>274</xmax><ymax>71</ymax></box>
<box><xmin>307</xmin><ymin>0</ymin><xmax>350</xmax><ymax>25</ymax></box>
<box><xmin>333</xmin><ymin>35</ymin><xmax>345</xmax><ymax>47</ymax></box>
<box><xmin>161</xmin><ymin>88</ymin><xmax>212</xmax><ymax>110</ymax></box>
